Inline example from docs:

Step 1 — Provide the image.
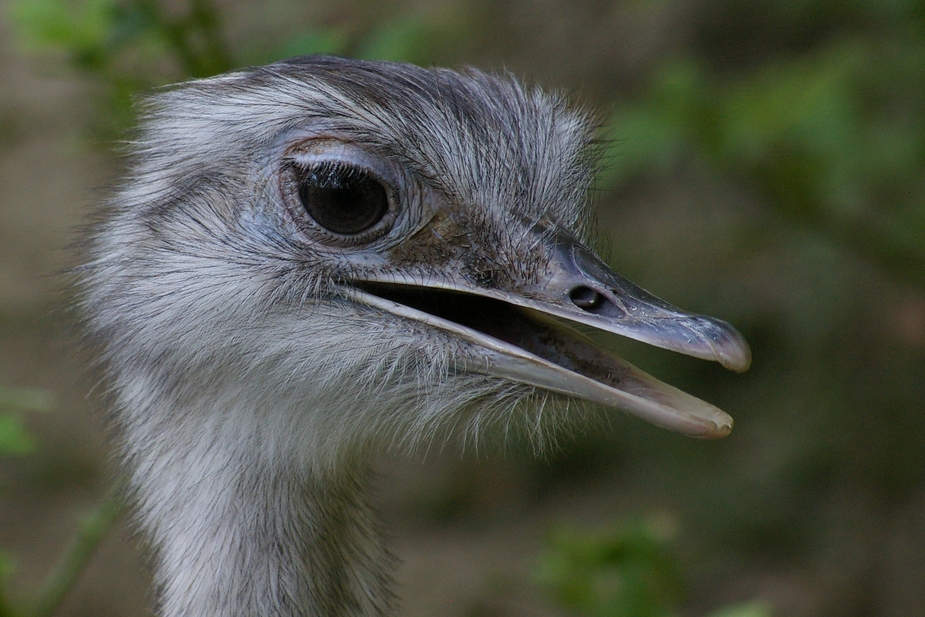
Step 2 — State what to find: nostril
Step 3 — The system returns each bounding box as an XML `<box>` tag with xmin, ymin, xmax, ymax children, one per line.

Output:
<box><xmin>570</xmin><ymin>286</ymin><xmax>604</xmax><ymax>311</ymax></box>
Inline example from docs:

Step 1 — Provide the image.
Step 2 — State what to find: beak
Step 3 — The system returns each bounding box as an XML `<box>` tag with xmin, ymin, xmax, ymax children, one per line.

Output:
<box><xmin>341</xmin><ymin>226</ymin><xmax>750</xmax><ymax>439</ymax></box>
<box><xmin>521</xmin><ymin>228</ymin><xmax>751</xmax><ymax>373</ymax></box>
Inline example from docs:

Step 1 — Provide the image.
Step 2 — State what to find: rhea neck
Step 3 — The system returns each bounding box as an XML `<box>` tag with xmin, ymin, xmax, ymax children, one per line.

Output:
<box><xmin>125</xmin><ymin>387</ymin><xmax>396</xmax><ymax>617</ymax></box>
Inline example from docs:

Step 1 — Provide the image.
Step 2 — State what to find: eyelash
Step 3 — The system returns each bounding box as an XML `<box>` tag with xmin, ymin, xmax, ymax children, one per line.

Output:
<box><xmin>301</xmin><ymin>161</ymin><xmax>365</xmax><ymax>188</ymax></box>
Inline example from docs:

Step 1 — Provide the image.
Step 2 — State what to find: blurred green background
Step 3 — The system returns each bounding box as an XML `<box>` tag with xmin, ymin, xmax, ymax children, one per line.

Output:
<box><xmin>0</xmin><ymin>1</ymin><xmax>923</xmax><ymax>616</ymax></box>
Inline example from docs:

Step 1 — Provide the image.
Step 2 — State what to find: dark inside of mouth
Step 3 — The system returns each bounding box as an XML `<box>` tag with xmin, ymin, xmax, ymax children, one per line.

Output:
<box><xmin>352</xmin><ymin>281</ymin><xmax>632</xmax><ymax>394</ymax></box>
<box><xmin>352</xmin><ymin>281</ymin><xmax>527</xmax><ymax>344</ymax></box>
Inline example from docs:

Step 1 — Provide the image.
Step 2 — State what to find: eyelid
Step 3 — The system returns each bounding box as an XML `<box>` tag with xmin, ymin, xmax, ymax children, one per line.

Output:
<box><xmin>286</xmin><ymin>140</ymin><xmax>392</xmax><ymax>176</ymax></box>
<box><xmin>284</xmin><ymin>140</ymin><xmax>401</xmax><ymax>196</ymax></box>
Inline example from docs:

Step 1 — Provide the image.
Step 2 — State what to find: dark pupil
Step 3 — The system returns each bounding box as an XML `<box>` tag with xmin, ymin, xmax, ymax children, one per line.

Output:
<box><xmin>298</xmin><ymin>164</ymin><xmax>388</xmax><ymax>235</ymax></box>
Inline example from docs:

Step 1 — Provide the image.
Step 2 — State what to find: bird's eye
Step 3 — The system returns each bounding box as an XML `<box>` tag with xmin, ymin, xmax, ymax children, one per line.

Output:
<box><xmin>297</xmin><ymin>162</ymin><xmax>389</xmax><ymax>235</ymax></box>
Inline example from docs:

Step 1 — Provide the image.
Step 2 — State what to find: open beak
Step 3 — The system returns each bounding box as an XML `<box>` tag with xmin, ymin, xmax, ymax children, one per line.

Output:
<box><xmin>340</xmin><ymin>226</ymin><xmax>750</xmax><ymax>439</ymax></box>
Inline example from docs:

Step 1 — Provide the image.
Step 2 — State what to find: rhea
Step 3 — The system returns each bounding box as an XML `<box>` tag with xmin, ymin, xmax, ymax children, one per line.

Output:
<box><xmin>79</xmin><ymin>56</ymin><xmax>750</xmax><ymax>617</ymax></box>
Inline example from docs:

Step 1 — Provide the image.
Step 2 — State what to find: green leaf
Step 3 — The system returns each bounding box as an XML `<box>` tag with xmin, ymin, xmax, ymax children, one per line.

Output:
<box><xmin>8</xmin><ymin>0</ymin><xmax>116</xmax><ymax>66</ymax></box>
<box><xmin>536</xmin><ymin>516</ymin><xmax>682</xmax><ymax>617</ymax></box>
<box><xmin>706</xmin><ymin>601</ymin><xmax>774</xmax><ymax>617</ymax></box>
<box><xmin>0</xmin><ymin>414</ymin><xmax>36</xmax><ymax>455</ymax></box>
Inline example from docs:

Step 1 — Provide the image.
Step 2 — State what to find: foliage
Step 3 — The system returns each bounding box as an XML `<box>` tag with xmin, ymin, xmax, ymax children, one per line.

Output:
<box><xmin>0</xmin><ymin>387</ymin><xmax>53</xmax><ymax>458</ymax></box>
<box><xmin>0</xmin><ymin>387</ymin><xmax>52</xmax><ymax>617</ymax></box>
<box><xmin>8</xmin><ymin>0</ymin><xmax>463</xmax><ymax>139</ymax></box>
<box><xmin>9</xmin><ymin>0</ymin><xmax>234</xmax><ymax>136</ymax></box>
<box><xmin>600</xmin><ymin>33</ymin><xmax>925</xmax><ymax>286</ymax></box>
<box><xmin>536</xmin><ymin>517</ymin><xmax>683</xmax><ymax>617</ymax></box>
<box><xmin>0</xmin><ymin>494</ymin><xmax>121</xmax><ymax>617</ymax></box>
<box><xmin>535</xmin><ymin>518</ymin><xmax>772</xmax><ymax>617</ymax></box>
<box><xmin>0</xmin><ymin>384</ymin><xmax>122</xmax><ymax>617</ymax></box>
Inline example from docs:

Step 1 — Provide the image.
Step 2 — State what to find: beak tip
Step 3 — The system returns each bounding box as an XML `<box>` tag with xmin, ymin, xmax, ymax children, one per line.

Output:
<box><xmin>712</xmin><ymin>417</ymin><xmax>734</xmax><ymax>438</ymax></box>
<box><xmin>712</xmin><ymin>324</ymin><xmax>752</xmax><ymax>373</ymax></box>
<box><xmin>693</xmin><ymin>413</ymin><xmax>734</xmax><ymax>439</ymax></box>
<box><xmin>721</xmin><ymin>343</ymin><xmax>752</xmax><ymax>373</ymax></box>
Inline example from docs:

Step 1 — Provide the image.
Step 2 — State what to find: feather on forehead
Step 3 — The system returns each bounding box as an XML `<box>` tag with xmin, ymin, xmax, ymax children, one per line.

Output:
<box><xmin>137</xmin><ymin>55</ymin><xmax>599</xmax><ymax>232</ymax></box>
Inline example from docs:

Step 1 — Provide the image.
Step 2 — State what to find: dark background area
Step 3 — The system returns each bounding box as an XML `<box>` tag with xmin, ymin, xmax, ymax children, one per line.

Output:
<box><xmin>1</xmin><ymin>1</ymin><xmax>923</xmax><ymax>616</ymax></box>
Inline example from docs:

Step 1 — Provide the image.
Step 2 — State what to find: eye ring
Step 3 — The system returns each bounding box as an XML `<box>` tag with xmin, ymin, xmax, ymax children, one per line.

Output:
<box><xmin>283</xmin><ymin>156</ymin><xmax>399</xmax><ymax>245</ymax></box>
<box><xmin>296</xmin><ymin>161</ymin><xmax>390</xmax><ymax>235</ymax></box>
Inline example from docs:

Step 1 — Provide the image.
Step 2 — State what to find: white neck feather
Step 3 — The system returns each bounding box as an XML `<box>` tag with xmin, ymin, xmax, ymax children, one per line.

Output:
<box><xmin>123</xmin><ymin>392</ymin><xmax>395</xmax><ymax>617</ymax></box>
